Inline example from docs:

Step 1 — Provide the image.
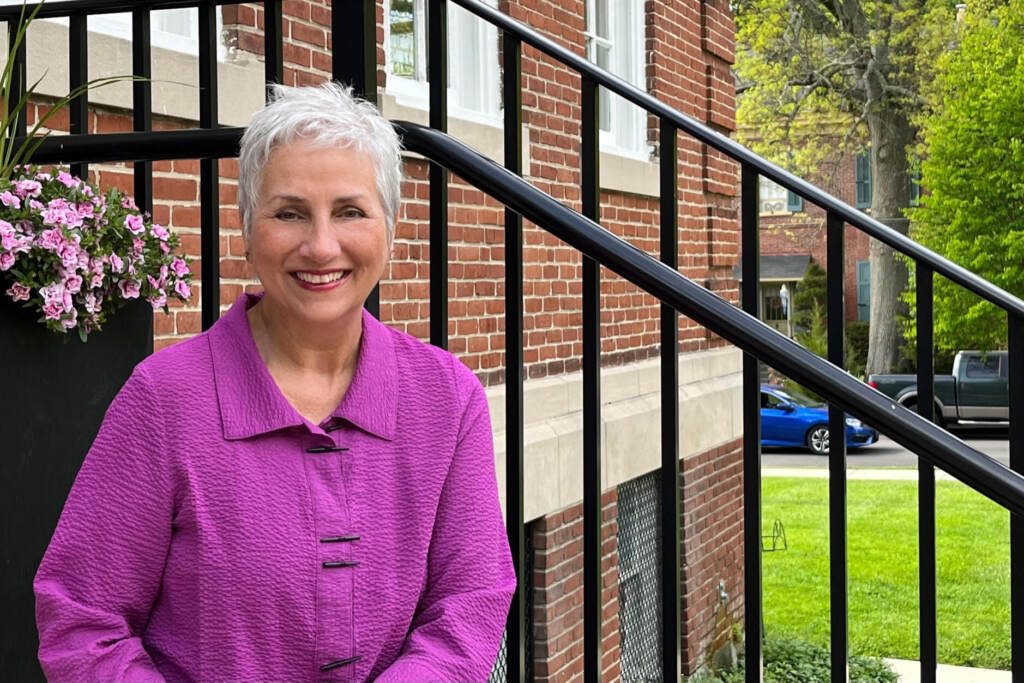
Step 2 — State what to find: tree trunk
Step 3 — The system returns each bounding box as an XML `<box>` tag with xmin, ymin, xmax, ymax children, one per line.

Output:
<box><xmin>865</xmin><ymin>109</ymin><xmax>916</xmax><ymax>376</ymax></box>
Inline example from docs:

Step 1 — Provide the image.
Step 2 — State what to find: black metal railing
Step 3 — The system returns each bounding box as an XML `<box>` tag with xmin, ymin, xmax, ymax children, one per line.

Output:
<box><xmin>7</xmin><ymin>2</ymin><xmax>1024</xmax><ymax>683</ymax></box>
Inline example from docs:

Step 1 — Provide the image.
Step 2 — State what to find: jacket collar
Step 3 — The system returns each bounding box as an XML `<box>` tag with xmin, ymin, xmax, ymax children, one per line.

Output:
<box><xmin>210</xmin><ymin>292</ymin><xmax>397</xmax><ymax>441</ymax></box>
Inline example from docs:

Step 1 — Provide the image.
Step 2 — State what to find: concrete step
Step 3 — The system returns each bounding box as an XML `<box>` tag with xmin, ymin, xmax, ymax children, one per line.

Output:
<box><xmin>885</xmin><ymin>659</ymin><xmax>1011</xmax><ymax>683</ymax></box>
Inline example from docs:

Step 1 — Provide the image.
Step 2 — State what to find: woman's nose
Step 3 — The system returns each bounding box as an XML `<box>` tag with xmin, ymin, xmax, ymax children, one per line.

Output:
<box><xmin>300</xmin><ymin>213</ymin><xmax>341</xmax><ymax>262</ymax></box>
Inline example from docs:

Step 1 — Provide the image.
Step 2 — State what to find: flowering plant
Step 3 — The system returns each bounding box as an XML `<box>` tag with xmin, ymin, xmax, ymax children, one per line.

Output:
<box><xmin>0</xmin><ymin>167</ymin><xmax>193</xmax><ymax>341</ymax></box>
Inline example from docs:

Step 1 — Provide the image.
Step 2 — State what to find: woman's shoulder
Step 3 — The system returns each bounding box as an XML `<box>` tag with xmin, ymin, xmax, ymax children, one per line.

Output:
<box><xmin>131</xmin><ymin>329</ymin><xmax>216</xmax><ymax>393</ymax></box>
<box><xmin>375</xmin><ymin>318</ymin><xmax>483</xmax><ymax>400</ymax></box>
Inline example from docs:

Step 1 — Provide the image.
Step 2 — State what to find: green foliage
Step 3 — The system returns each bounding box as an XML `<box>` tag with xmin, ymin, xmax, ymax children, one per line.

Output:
<box><xmin>845</xmin><ymin>321</ymin><xmax>869</xmax><ymax>379</ymax></box>
<box><xmin>905</xmin><ymin>0</ymin><xmax>1024</xmax><ymax>352</ymax></box>
<box><xmin>683</xmin><ymin>635</ymin><xmax>896</xmax><ymax>683</ymax></box>
<box><xmin>793</xmin><ymin>261</ymin><xmax>826</xmax><ymax>331</ymax></box>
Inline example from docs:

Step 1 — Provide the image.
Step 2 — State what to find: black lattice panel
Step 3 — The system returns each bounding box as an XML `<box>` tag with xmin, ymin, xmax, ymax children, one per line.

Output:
<box><xmin>617</xmin><ymin>472</ymin><xmax>664</xmax><ymax>683</ymax></box>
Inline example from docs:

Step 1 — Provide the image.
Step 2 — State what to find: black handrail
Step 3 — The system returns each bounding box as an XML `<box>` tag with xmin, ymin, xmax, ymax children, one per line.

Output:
<box><xmin>22</xmin><ymin>123</ymin><xmax>1024</xmax><ymax>517</ymax></box>
<box><xmin>389</xmin><ymin>122</ymin><xmax>1024</xmax><ymax>518</ymax></box>
<box><xmin>448</xmin><ymin>0</ymin><xmax>1024</xmax><ymax>319</ymax></box>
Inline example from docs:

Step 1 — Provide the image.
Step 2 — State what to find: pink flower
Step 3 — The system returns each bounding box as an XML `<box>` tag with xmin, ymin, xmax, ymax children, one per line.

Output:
<box><xmin>6</xmin><ymin>282</ymin><xmax>30</xmax><ymax>301</ymax></box>
<box><xmin>0</xmin><ymin>252</ymin><xmax>14</xmax><ymax>271</ymax></box>
<box><xmin>42</xmin><ymin>300</ymin><xmax>63</xmax><ymax>320</ymax></box>
<box><xmin>121</xmin><ymin>196</ymin><xmax>139</xmax><ymax>211</ymax></box>
<box><xmin>90</xmin><ymin>257</ymin><xmax>104</xmax><ymax>275</ymax></box>
<box><xmin>56</xmin><ymin>171</ymin><xmax>78</xmax><ymax>188</ymax></box>
<box><xmin>29</xmin><ymin>200</ymin><xmax>43</xmax><ymax>212</ymax></box>
<box><xmin>39</xmin><ymin>283</ymin><xmax>65</xmax><ymax>305</ymax></box>
<box><xmin>109</xmin><ymin>253</ymin><xmax>125</xmax><ymax>273</ymax></box>
<box><xmin>1</xmin><ymin>231</ymin><xmax>18</xmax><ymax>250</ymax></box>
<box><xmin>89</xmin><ymin>273</ymin><xmax>104</xmax><ymax>289</ymax></box>
<box><xmin>37</xmin><ymin>229</ymin><xmax>64</xmax><ymax>252</ymax></box>
<box><xmin>159</xmin><ymin>241</ymin><xmax>170</xmax><ymax>254</ymax></box>
<box><xmin>132</xmin><ymin>237</ymin><xmax>145</xmax><ymax>253</ymax></box>
<box><xmin>118</xmin><ymin>279</ymin><xmax>141</xmax><ymax>299</ymax></box>
<box><xmin>174</xmin><ymin>279</ymin><xmax>192</xmax><ymax>301</ymax></box>
<box><xmin>13</xmin><ymin>179</ymin><xmax>41</xmax><ymax>198</ymax></box>
<box><xmin>171</xmin><ymin>257</ymin><xmax>190</xmax><ymax>277</ymax></box>
<box><xmin>125</xmin><ymin>214</ymin><xmax>145</xmax><ymax>235</ymax></box>
<box><xmin>60</xmin><ymin>307</ymin><xmax>78</xmax><ymax>329</ymax></box>
<box><xmin>152</xmin><ymin>224</ymin><xmax>170</xmax><ymax>241</ymax></box>
<box><xmin>63</xmin><ymin>274</ymin><xmax>83</xmax><ymax>294</ymax></box>
<box><xmin>148</xmin><ymin>291</ymin><xmax>167</xmax><ymax>310</ymax></box>
<box><xmin>60</xmin><ymin>244</ymin><xmax>80</xmax><ymax>270</ymax></box>
<box><xmin>84</xmin><ymin>292</ymin><xmax>99</xmax><ymax>313</ymax></box>
<box><xmin>1</xmin><ymin>190</ymin><xmax>21</xmax><ymax>209</ymax></box>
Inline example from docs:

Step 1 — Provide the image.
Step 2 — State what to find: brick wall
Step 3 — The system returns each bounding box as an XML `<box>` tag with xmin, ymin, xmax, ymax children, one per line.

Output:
<box><xmin>679</xmin><ymin>437</ymin><xmax>745</xmax><ymax>673</ymax></box>
<box><xmin>531</xmin><ymin>491</ymin><xmax>621</xmax><ymax>683</ymax></box>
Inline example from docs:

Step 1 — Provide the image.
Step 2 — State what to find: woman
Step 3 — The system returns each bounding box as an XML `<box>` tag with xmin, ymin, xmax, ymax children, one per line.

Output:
<box><xmin>34</xmin><ymin>82</ymin><xmax>516</xmax><ymax>682</ymax></box>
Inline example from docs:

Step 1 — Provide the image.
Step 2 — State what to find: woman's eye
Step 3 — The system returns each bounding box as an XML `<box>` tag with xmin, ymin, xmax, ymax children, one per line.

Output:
<box><xmin>339</xmin><ymin>207</ymin><xmax>365</xmax><ymax>219</ymax></box>
<box><xmin>276</xmin><ymin>209</ymin><xmax>302</xmax><ymax>221</ymax></box>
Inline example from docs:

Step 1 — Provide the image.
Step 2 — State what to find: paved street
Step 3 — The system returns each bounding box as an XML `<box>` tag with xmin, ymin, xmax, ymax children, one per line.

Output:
<box><xmin>762</xmin><ymin>426</ymin><xmax>1009</xmax><ymax>468</ymax></box>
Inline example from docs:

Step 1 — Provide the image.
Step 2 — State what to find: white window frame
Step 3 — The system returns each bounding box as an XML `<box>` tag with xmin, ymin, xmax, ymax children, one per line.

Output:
<box><xmin>585</xmin><ymin>0</ymin><xmax>647</xmax><ymax>159</ymax></box>
<box><xmin>384</xmin><ymin>0</ymin><xmax>501</xmax><ymax>126</ymax></box>
<box><xmin>759</xmin><ymin>177</ymin><xmax>790</xmax><ymax>214</ymax></box>
<box><xmin>33</xmin><ymin>6</ymin><xmax>225</xmax><ymax>59</ymax></box>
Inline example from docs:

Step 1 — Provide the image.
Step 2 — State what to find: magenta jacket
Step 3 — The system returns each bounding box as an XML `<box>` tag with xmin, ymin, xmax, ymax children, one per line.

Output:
<box><xmin>34</xmin><ymin>292</ymin><xmax>516</xmax><ymax>682</ymax></box>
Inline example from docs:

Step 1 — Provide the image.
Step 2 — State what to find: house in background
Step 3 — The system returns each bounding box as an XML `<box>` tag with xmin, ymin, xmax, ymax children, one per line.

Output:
<box><xmin>735</xmin><ymin>149</ymin><xmax>875</xmax><ymax>335</ymax></box>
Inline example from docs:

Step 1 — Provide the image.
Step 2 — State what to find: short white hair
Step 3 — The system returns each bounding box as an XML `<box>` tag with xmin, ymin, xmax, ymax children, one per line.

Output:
<box><xmin>238</xmin><ymin>82</ymin><xmax>402</xmax><ymax>240</ymax></box>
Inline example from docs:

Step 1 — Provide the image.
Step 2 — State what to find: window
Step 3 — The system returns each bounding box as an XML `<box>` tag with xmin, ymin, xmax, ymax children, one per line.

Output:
<box><xmin>855</xmin><ymin>151</ymin><xmax>872</xmax><ymax>209</ymax></box>
<box><xmin>586</xmin><ymin>0</ymin><xmax>646</xmax><ymax>156</ymax></box>
<box><xmin>762</xmin><ymin>392</ymin><xmax>787</xmax><ymax>409</ymax></box>
<box><xmin>762</xmin><ymin>283</ymin><xmax>788</xmax><ymax>322</ymax></box>
<box><xmin>36</xmin><ymin>7</ymin><xmax>219</xmax><ymax>57</ymax></box>
<box><xmin>965</xmin><ymin>355</ymin><xmax>1000</xmax><ymax>378</ymax></box>
<box><xmin>759</xmin><ymin>177</ymin><xmax>802</xmax><ymax>214</ymax></box>
<box><xmin>856</xmin><ymin>260</ymin><xmax>870</xmax><ymax>322</ymax></box>
<box><xmin>385</xmin><ymin>0</ymin><xmax>500</xmax><ymax>122</ymax></box>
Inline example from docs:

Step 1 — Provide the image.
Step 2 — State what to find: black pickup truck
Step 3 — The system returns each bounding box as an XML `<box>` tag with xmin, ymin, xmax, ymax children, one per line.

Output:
<box><xmin>867</xmin><ymin>351</ymin><xmax>1009</xmax><ymax>427</ymax></box>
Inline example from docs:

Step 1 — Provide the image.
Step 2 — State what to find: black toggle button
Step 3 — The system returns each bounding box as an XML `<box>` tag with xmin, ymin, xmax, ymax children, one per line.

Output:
<box><xmin>305</xmin><ymin>445</ymin><xmax>349</xmax><ymax>453</ymax></box>
<box><xmin>320</xmin><ymin>655</ymin><xmax>362</xmax><ymax>671</ymax></box>
<box><xmin>320</xmin><ymin>535</ymin><xmax>361</xmax><ymax>543</ymax></box>
<box><xmin>322</xmin><ymin>560</ymin><xmax>360</xmax><ymax>569</ymax></box>
<box><xmin>324</xmin><ymin>420</ymin><xmax>346</xmax><ymax>433</ymax></box>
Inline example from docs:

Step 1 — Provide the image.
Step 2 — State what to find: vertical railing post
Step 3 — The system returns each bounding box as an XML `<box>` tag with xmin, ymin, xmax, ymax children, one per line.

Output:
<box><xmin>131</xmin><ymin>6</ymin><xmax>152</xmax><ymax>216</ymax></box>
<box><xmin>502</xmin><ymin>31</ymin><xmax>526</xmax><ymax>683</ymax></box>
<box><xmin>917</xmin><ymin>263</ymin><xmax>937</xmax><ymax>683</ymax></box>
<box><xmin>264</xmin><ymin>0</ymin><xmax>283</xmax><ymax>97</ymax></box>
<box><xmin>7</xmin><ymin>17</ymin><xmax>26</xmax><ymax>140</ymax></box>
<box><xmin>581</xmin><ymin>74</ymin><xmax>603</xmax><ymax>683</ymax></box>
<box><xmin>68</xmin><ymin>12</ymin><xmax>88</xmax><ymax>181</ymax></box>
<box><xmin>826</xmin><ymin>212</ymin><xmax>849</xmax><ymax>683</ymax></box>
<box><xmin>1008</xmin><ymin>312</ymin><xmax>1023</xmax><ymax>683</ymax></box>
<box><xmin>740</xmin><ymin>165</ymin><xmax>762</xmax><ymax>683</ymax></box>
<box><xmin>332</xmin><ymin>0</ymin><xmax>376</xmax><ymax>104</ymax></box>
<box><xmin>659</xmin><ymin>118</ymin><xmax>681</xmax><ymax>682</ymax></box>
<box><xmin>199</xmin><ymin>0</ymin><xmax>220</xmax><ymax>331</ymax></box>
<box><xmin>331</xmin><ymin>0</ymin><xmax>379</xmax><ymax>318</ymax></box>
<box><xmin>428</xmin><ymin>0</ymin><xmax>449</xmax><ymax>349</ymax></box>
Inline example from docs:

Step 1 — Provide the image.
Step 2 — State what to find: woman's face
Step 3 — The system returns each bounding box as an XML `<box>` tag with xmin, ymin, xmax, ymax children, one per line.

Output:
<box><xmin>246</xmin><ymin>139</ymin><xmax>390</xmax><ymax>331</ymax></box>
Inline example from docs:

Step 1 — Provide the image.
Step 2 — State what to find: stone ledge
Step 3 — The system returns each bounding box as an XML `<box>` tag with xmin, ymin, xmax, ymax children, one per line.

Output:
<box><xmin>490</xmin><ymin>346</ymin><xmax>743</xmax><ymax>521</ymax></box>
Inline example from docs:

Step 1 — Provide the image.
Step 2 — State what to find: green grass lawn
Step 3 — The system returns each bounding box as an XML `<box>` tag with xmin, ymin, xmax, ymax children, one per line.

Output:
<box><xmin>762</xmin><ymin>476</ymin><xmax>1011</xmax><ymax>669</ymax></box>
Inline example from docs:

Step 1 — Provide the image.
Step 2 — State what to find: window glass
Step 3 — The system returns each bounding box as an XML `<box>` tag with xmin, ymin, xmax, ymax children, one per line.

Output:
<box><xmin>965</xmin><ymin>355</ymin><xmax>1000</xmax><ymax>378</ymax></box>
<box><xmin>759</xmin><ymin>177</ymin><xmax>789</xmax><ymax>213</ymax></box>
<box><xmin>385</xmin><ymin>0</ymin><xmax>500</xmax><ymax>121</ymax></box>
<box><xmin>762</xmin><ymin>284</ymin><xmax>787</xmax><ymax>322</ymax></box>
<box><xmin>586</xmin><ymin>0</ymin><xmax>646</xmax><ymax>155</ymax></box>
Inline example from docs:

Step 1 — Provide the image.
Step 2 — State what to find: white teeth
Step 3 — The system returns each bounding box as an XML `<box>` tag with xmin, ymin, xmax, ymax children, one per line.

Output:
<box><xmin>295</xmin><ymin>271</ymin><xmax>345</xmax><ymax>284</ymax></box>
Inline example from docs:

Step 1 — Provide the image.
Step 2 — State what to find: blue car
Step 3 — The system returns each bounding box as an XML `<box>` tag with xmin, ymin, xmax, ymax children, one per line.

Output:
<box><xmin>761</xmin><ymin>384</ymin><xmax>878</xmax><ymax>454</ymax></box>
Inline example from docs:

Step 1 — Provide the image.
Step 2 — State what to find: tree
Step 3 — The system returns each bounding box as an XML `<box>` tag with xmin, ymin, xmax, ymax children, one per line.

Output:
<box><xmin>906</xmin><ymin>0</ymin><xmax>1024</xmax><ymax>352</ymax></box>
<box><xmin>734</xmin><ymin>0</ymin><xmax>957</xmax><ymax>374</ymax></box>
<box><xmin>792</xmin><ymin>260</ymin><xmax>826</xmax><ymax>331</ymax></box>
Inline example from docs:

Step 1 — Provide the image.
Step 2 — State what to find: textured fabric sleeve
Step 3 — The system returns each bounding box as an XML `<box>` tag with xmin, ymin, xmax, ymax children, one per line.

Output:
<box><xmin>374</xmin><ymin>359</ymin><xmax>516</xmax><ymax>683</ymax></box>
<box><xmin>34</xmin><ymin>364</ymin><xmax>171</xmax><ymax>683</ymax></box>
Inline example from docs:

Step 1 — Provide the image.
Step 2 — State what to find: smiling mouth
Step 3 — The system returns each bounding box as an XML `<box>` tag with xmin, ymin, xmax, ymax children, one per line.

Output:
<box><xmin>293</xmin><ymin>270</ymin><xmax>349</xmax><ymax>284</ymax></box>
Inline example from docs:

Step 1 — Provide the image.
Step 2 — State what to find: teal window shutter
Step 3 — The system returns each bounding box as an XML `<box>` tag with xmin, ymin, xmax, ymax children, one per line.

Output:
<box><xmin>856</xmin><ymin>152</ymin><xmax>872</xmax><ymax>209</ymax></box>
<box><xmin>857</xmin><ymin>260</ymin><xmax>870</xmax><ymax>321</ymax></box>
<box><xmin>786</xmin><ymin>190</ymin><xmax>803</xmax><ymax>212</ymax></box>
<box><xmin>910</xmin><ymin>173</ymin><xmax>921</xmax><ymax>206</ymax></box>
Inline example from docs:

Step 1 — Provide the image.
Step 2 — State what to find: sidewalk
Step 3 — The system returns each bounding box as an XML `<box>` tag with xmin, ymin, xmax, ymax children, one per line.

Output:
<box><xmin>885</xmin><ymin>659</ymin><xmax>1011</xmax><ymax>683</ymax></box>
<box><xmin>763</xmin><ymin>466</ymin><xmax>1012</xmax><ymax>683</ymax></box>
<box><xmin>762</xmin><ymin>467</ymin><xmax>956</xmax><ymax>481</ymax></box>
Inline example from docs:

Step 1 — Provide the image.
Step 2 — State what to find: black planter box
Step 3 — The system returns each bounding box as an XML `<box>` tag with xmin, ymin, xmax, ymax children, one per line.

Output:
<box><xmin>0</xmin><ymin>294</ymin><xmax>153</xmax><ymax>681</ymax></box>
